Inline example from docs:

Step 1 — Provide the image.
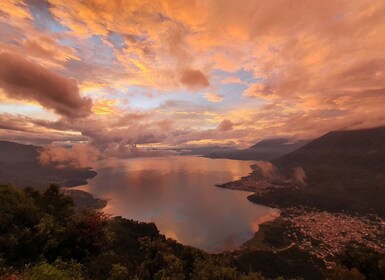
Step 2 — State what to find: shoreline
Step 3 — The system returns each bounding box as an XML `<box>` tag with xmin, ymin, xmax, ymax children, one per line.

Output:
<box><xmin>65</xmin><ymin>157</ymin><xmax>385</xmax><ymax>263</ymax></box>
<box><xmin>61</xmin><ymin>168</ymin><xmax>108</xmax><ymax>210</ymax></box>
<box><xmin>218</xmin><ymin>173</ymin><xmax>385</xmax><ymax>266</ymax></box>
<box><xmin>62</xmin><ymin>187</ymin><xmax>108</xmax><ymax>210</ymax></box>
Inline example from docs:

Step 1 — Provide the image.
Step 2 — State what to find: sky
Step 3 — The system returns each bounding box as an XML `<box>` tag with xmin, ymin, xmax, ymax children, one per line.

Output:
<box><xmin>1</xmin><ymin>0</ymin><xmax>385</xmax><ymax>157</ymax></box>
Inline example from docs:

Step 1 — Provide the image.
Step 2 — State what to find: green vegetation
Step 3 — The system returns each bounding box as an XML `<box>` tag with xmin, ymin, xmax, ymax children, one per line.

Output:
<box><xmin>241</xmin><ymin>220</ymin><xmax>293</xmax><ymax>251</ymax></box>
<box><xmin>1</xmin><ymin>184</ymin><xmax>382</xmax><ymax>279</ymax></box>
<box><xmin>0</xmin><ymin>184</ymin><xmax>275</xmax><ymax>279</ymax></box>
<box><xmin>339</xmin><ymin>242</ymin><xmax>385</xmax><ymax>280</ymax></box>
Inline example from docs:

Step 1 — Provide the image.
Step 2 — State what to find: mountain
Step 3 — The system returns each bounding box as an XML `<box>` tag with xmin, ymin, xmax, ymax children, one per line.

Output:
<box><xmin>204</xmin><ymin>138</ymin><xmax>310</xmax><ymax>161</ymax></box>
<box><xmin>0</xmin><ymin>141</ymin><xmax>96</xmax><ymax>189</ymax></box>
<box><xmin>0</xmin><ymin>140</ymin><xmax>38</xmax><ymax>162</ymax></box>
<box><xmin>0</xmin><ymin>141</ymin><xmax>104</xmax><ymax>209</ymax></box>
<box><xmin>178</xmin><ymin>146</ymin><xmax>237</xmax><ymax>156</ymax></box>
<box><xmin>274</xmin><ymin>127</ymin><xmax>385</xmax><ymax>166</ymax></box>
<box><xmin>273</xmin><ymin>126</ymin><xmax>385</xmax><ymax>179</ymax></box>
<box><xmin>249</xmin><ymin>126</ymin><xmax>385</xmax><ymax>216</ymax></box>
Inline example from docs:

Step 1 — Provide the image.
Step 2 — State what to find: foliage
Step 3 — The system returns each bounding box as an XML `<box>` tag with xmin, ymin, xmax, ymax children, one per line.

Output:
<box><xmin>327</xmin><ymin>265</ymin><xmax>365</xmax><ymax>280</ymax></box>
<box><xmin>339</xmin><ymin>242</ymin><xmax>385</xmax><ymax>280</ymax></box>
<box><xmin>21</xmin><ymin>259</ymin><xmax>84</xmax><ymax>280</ymax></box>
<box><xmin>0</xmin><ymin>184</ymin><xmax>267</xmax><ymax>279</ymax></box>
<box><xmin>0</xmin><ymin>184</ymin><xmax>377</xmax><ymax>279</ymax></box>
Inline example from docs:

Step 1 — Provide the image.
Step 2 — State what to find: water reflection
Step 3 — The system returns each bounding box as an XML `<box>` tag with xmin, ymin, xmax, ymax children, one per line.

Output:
<box><xmin>79</xmin><ymin>156</ymin><xmax>278</xmax><ymax>252</ymax></box>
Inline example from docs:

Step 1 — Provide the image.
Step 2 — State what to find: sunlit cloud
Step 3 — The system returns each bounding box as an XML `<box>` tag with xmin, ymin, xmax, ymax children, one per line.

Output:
<box><xmin>0</xmin><ymin>0</ymin><xmax>385</xmax><ymax>151</ymax></box>
<box><xmin>0</xmin><ymin>0</ymin><xmax>31</xmax><ymax>21</ymax></box>
<box><xmin>220</xmin><ymin>76</ymin><xmax>245</xmax><ymax>85</ymax></box>
<box><xmin>92</xmin><ymin>99</ymin><xmax>119</xmax><ymax>115</ymax></box>
<box><xmin>204</xmin><ymin>93</ymin><xmax>224</xmax><ymax>103</ymax></box>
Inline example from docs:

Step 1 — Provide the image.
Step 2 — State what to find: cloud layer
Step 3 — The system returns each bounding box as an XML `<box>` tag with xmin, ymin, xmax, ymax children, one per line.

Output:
<box><xmin>1</xmin><ymin>0</ymin><xmax>385</xmax><ymax>153</ymax></box>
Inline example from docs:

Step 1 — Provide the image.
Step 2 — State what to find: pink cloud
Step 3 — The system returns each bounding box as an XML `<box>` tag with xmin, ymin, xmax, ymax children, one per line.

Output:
<box><xmin>217</xmin><ymin>119</ymin><xmax>234</xmax><ymax>131</ymax></box>
<box><xmin>205</xmin><ymin>92</ymin><xmax>224</xmax><ymax>103</ymax></box>
<box><xmin>0</xmin><ymin>51</ymin><xmax>92</xmax><ymax>118</ymax></box>
<box><xmin>180</xmin><ymin>69</ymin><xmax>210</xmax><ymax>90</ymax></box>
<box><xmin>39</xmin><ymin>143</ymin><xmax>100</xmax><ymax>169</ymax></box>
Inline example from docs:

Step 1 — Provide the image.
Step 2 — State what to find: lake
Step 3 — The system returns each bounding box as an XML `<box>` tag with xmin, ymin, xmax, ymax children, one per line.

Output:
<box><xmin>77</xmin><ymin>156</ymin><xmax>279</xmax><ymax>252</ymax></box>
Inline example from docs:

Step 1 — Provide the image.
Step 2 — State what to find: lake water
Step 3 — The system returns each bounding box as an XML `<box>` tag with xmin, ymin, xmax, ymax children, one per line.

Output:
<box><xmin>77</xmin><ymin>156</ymin><xmax>279</xmax><ymax>252</ymax></box>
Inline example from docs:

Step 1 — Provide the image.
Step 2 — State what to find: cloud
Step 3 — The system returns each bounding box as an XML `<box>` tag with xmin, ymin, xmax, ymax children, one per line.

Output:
<box><xmin>244</xmin><ymin>83</ymin><xmax>275</xmax><ymax>100</ymax></box>
<box><xmin>0</xmin><ymin>113</ymin><xmax>35</xmax><ymax>133</ymax></box>
<box><xmin>1</xmin><ymin>0</ymin><xmax>385</xmax><ymax>148</ymax></box>
<box><xmin>180</xmin><ymin>69</ymin><xmax>210</xmax><ymax>90</ymax></box>
<box><xmin>220</xmin><ymin>76</ymin><xmax>244</xmax><ymax>84</ymax></box>
<box><xmin>92</xmin><ymin>98</ymin><xmax>119</xmax><ymax>115</ymax></box>
<box><xmin>217</xmin><ymin>119</ymin><xmax>234</xmax><ymax>131</ymax></box>
<box><xmin>205</xmin><ymin>92</ymin><xmax>224</xmax><ymax>103</ymax></box>
<box><xmin>253</xmin><ymin>161</ymin><xmax>277</xmax><ymax>179</ymax></box>
<box><xmin>292</xmin><ymin>166</ymin><xmax>307</xmax><ymax>187</ymax></box>
<box><xmin>0</xmin><ymin>113</ymin><xmax>87</xmax><ymax>145</ymax></box>
<box><xmin>23</xmin><ymin>35</ymin><xmax>80</xmax><ymax>66</ymax></box>
<box><xmin>104</xmin><ymin>143</ymin><xmax>178</xmax><ymax>158</ymax></box>
<box><xmin>39</xmin><ymin>143</ymin><xmax>100</xmax><ymax>169</ymax></box>
<box><xmin>0</xmin><ymin>51</ymin><xmax>92</xmax><ymax>118</ymax></box>
<box><xmin>0</xmin><ymin>0</ymin><xmax>32</xmax><ymax>21</ymax></box>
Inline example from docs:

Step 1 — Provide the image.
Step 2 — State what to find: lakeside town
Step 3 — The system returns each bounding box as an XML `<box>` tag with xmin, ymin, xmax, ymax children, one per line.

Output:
<box><xmin>219</xmin><ymin>176</ymin><xmax>385</xmax><ymax>268</ymax></box>
<box><xmin>217</xmin><ymin>176</ymin><xmax>292</xmax><ymax>195</ymax></box>
<box><xmin>282</xmin><ymin>208</ymin><xmax>385</xmax><ymax>265</ymax></box>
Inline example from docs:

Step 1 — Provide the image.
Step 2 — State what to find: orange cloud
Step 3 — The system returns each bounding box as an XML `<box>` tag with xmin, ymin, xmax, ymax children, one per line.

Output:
<box><xmin>0</xmin><ymin>0</ymin><xmax>32</xmax><ymax>21</ymax></box>
<box><xmin>205</xmin><ymin>93</ymin><xmax>224</xmax><ymax>103</ymax></box>
<box><xmin>39</xmin><ymin>143</ymin><xmax>100</xmax><ymax>169</ymax></box>
<box><xmin>180</xmin><ymin>69</ymin><xmax>210</xmax><ymax>90</ymax></box>
<box><xmin>1</xmin><ymin>0</ymin><xmax>385</xmax><ymax>148</ymax></box>
<box><xmin>217</xmin><ymin>119</ymin><xmax>234</xmax><ymax>131</ymax></box>
<box><xmin>221</xmin><ymin>76</ymin><xmax>244</xmax><ymax>84</ymax></box>
<box><xmin>92</xmin><ymin>99</ymin><xmax>119</xmax><ymax>115</ymax></box>
<box><xmin>23</xmin><ymin>35</ymin><xmax>80</xmax><ymax>67</ymax></box>
<box><xmin>244</xmin><ymin>83</ymin><xmax>276</xmax><ymax>100</ymax></box>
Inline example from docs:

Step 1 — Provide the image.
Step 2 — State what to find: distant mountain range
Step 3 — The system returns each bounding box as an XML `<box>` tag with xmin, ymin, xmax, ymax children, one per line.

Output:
<box><xmin>202</xmin><ymin>138</ymin><xmax>311</xmax><ymax>161</ymax></box>
<box><xmin>248</xmin><ymin>126</ymin><xmax>385</xmax><ymax>217</ymax></box>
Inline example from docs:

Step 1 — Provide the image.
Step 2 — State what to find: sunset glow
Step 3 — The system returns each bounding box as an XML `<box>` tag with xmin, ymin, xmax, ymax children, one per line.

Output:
<box><xmin>1</xmin><ymin>0</ymin><xmax>385</xmax><ymax>154</ymax></box>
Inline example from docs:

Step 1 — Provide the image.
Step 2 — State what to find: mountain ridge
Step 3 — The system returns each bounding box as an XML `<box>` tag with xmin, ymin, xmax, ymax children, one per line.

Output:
<box><xmin>246</xmin><ymin>126</ymin><xmax>385</xmax><ymax>217</ymax></box>
<box><xmin>204</xmin><ymin>138</ymin><xmax>310</xmax><ymax>161</ymax></box>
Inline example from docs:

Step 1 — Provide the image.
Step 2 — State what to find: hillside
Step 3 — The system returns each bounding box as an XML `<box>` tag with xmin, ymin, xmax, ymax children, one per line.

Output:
<box><xmin>248</xmin><ymin>126</ymin><xmax>385</xmax><ymax>216</ymax></box>
<box><xmin>0</xmin><ymin>141</ymin><xmax>96</xmax><ymax>188</ymax></box>
<box><xmin>0</xmin><ymin>141</ymin><xmax>104</xmax><ymax>209</ymax></box>
<box><xmin>204</xmin><ymin>139</ymin><xmax>310</xmax><ymax>161</ymax></box>
<box><xmin>0</xmin><ymin>184</ymin><xmax>329</xmax><ymax>280</ymax></box>
<box><xmin>0</xmin><ymin>141</ymin><xmax>38</xmax><ymax>162</ymax></box>
<box><xmin>274</xmin><ymin>126</ymin><xmax>385</xmax><ymax>169</ymax></box>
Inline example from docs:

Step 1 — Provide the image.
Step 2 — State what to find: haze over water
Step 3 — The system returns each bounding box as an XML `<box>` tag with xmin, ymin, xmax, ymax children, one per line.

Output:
<box><xmin>78</xmin><ymin>156</ymin><xmax>278</xmax><ymax>252</ymax></box>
